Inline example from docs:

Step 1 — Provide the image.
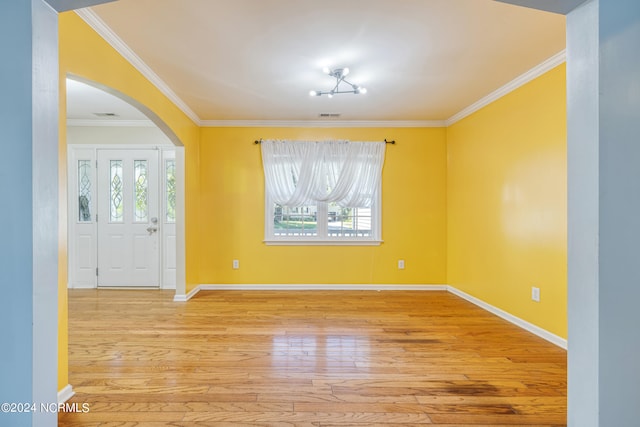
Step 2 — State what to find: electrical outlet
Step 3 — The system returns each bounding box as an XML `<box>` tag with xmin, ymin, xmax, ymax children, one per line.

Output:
<box><xmin>531</xmin><ymin>286</ymin><xmax>540</xmax><ymax>302</ymax></box>
<box><xmin>232</xmin><ymin>259</ymin><xmax>239</xmax><ymax>270</ymax></box>
<box><xmin>398</xmin><ymin>259</ymin><xmax>405</xmax><ymax>270</ymax></box>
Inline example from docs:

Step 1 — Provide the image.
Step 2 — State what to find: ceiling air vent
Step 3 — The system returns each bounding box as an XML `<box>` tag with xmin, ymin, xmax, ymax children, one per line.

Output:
<box><xmin>318</xmin><ymin>113</ymin><xmax>341</xmax><ymax>118</ymax></box>
<box><xmin>93</xmin><ymin>112</ymin><xmax>119</xmax><ymax>117</ymax></box>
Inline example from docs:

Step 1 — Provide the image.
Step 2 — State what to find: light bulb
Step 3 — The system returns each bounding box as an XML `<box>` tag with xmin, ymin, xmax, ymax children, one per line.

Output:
<box><xmin>327</xmin><ymin>92</ymin><xmax>334</xmax><ymax>99</ymax></box>
<box><xmin>359</xmin><ymin>87</ymin><xmax>367</xmax><ymax>94</ymax></box>
<box><xmin>322</xmin><ymin>66</ymin><xmax>331</xmax><ymax>74</ymax></box>
<box><xmin>342</xmin><ymin>67</ymin><xmax>350</xmax><ymax>76</ymax></box>
<box><xmin>309</xmin><ymin>90</ymin><xmax>318</xmax><ymax>96</ymax></box>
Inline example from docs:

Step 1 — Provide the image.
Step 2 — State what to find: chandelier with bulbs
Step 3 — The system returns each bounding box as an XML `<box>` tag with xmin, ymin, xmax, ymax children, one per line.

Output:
<box><xmin>309</xmin><ymin>67</ymin><xmax>367</xmax><ymax>98</ymax></box>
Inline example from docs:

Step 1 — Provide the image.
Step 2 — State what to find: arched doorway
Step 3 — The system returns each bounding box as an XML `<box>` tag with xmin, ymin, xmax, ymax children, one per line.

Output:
<box><xmin>65</xmin><ymin>76</ymin><xmax>186</xmax><ymax>296</ymax></box>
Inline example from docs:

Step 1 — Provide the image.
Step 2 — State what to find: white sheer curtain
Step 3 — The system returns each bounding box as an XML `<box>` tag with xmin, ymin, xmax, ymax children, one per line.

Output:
<box><xmin>261</xmin><ymin>140</ymin><xmax>386</xmax><ymax>208</ymax></box>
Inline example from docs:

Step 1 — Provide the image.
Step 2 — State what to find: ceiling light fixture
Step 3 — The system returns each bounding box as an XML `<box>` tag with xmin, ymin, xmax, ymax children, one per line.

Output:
<box><xmin>309</xmin><ymin>67</ymin><xmax>367</xmax><ymax>97</ymax></box>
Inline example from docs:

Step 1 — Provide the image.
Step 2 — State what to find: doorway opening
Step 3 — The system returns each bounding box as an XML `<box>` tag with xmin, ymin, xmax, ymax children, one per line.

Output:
<box><xmin>66</xmin><ymin>77</ymin><xmax>185</xmax><ymax>293</ymax></box>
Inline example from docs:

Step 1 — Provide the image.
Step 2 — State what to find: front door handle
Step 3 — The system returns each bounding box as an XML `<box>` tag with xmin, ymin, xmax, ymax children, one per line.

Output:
<box><xmin>146</xmin><ymin>226</ymin><xmax>158</xmax><ymax>234</ymax></box>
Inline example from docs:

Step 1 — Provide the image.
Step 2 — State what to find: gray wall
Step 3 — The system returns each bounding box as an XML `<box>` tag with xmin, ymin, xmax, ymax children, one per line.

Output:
<box><xmin>0</xmin><ymin>3</ymin><xmax>36</xmax><ymax>424</ymax></box>
<box><xmin>598</xmin><ymin>0</ymin><xmax>640</xmax><ymax>424</ymax></box>
<box><xmin>0</xmin><ymin>1</ymin><xmax>59</xmax><ymax>426</ymax></box>
<box><xmin>567</xmin><ymin>1</ymin><xmax>599</xmax><ymax>425</ymax></box>
<box><xmin>568</xmin><ymin>0</ymin><xmax>640</xmax><ymax>425</ymax></box>
<box><xmin>31</xmin><ymin>1</ymin><xmax>61</xmax><ymax>425</ymax></box>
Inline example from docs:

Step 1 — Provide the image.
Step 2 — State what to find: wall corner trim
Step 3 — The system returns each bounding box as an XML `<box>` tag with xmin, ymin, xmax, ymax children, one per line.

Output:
<box><xmin>445</xmin><ymin>49</ymin><xmax>567</xmax><ymax>126</ymax></box>
<box><xmin>58</xmin><ymin>384</ymin><xmax>75</xmax><ymax>404</ymax></box>
<box><xmin>447</xmin><ymin>286</ymin><xmax>567</xmax><ymax>349</ymax></box>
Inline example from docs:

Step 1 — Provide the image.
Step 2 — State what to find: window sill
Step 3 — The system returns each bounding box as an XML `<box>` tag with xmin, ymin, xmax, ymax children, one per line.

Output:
<box><xmin>264</xmin><ymin>239</ymin><xmax>383</xmax><ymax>246</ymax></box>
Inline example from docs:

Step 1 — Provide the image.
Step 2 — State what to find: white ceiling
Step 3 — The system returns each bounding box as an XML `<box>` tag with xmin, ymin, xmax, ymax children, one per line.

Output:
<box><xmin>68</xmin><ymin>0</ymin><xmax>565</xmax><ymax>124</ymax></box>
<box><xmin>66</xmin><ymin>78</ymin><xmax>151</xmax><ymax>123</ymax></box>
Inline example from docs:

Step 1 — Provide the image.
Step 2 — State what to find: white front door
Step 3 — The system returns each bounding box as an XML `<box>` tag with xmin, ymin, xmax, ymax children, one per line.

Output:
<box><xmin>97</xmin><ymin>149</ymin><xmax>160</xmax><ymax>287</ymax></box>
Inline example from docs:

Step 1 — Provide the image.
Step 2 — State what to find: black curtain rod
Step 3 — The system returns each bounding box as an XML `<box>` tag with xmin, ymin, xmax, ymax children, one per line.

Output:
<box><xmin>254</xmin><ymin>139</ymin><xmax>396</xmax><ymax>144</ymax></box>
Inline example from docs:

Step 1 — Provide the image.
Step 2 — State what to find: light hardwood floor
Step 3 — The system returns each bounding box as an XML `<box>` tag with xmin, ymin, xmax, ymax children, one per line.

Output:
<box><xmin>59</xmin><ymin>289</ymin><xmax>567</xmax><ymax>426</ymax></box>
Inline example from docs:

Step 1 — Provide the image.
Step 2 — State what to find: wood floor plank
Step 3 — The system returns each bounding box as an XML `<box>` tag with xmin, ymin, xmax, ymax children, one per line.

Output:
<box><xmin>60</xmin><ymin>289</ymin><xmax>566</xmax><ymax>426</ymax></box>
<box><xmin>181</xmin><ymin>411</ymin><xmax>434</xmax><ymax>424</ymax></box>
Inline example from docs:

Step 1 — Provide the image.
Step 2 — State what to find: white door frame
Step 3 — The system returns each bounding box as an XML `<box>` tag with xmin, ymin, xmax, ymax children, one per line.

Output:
<box><xmin>67</xmin><ymin>144</ymin><xmax>183</xmax><ymax>291</ymax></box>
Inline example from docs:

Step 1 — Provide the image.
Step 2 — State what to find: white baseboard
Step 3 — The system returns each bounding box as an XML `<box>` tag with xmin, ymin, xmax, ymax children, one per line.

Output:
<box><xmin>447</xmin><ymin>286</ymin><xmax>567</xmax><ymax>349</ymax></box>
<box><xmin>197</xmin><ymin>283</ymin><xmax>447</xmax><ymax>291</ymax></box>
<box><xmin>58</xmin><ymin>384</ymin><xmax>75</xmax><ymax>404</ymax></box>
<box><xmin>177</xmin><ymin>284</ymin><xmax>447</xmax><ymax>301</ymax></box>
<box><xmin>173</xmin><ymin>285</ymin><xmax>201</xmax><ymax>302</ymax></box>
<box><xmin>172</xmin><ymin>283</ymin><xmax>566</xmax><ymax>349</ymax></box>
<box><xmin>67</xmin><ymin>282</ymin><xmax>96</xmax><ymax>289</ymax></box>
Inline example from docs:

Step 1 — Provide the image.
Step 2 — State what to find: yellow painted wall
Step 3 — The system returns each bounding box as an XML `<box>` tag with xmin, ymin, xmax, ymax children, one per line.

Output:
<box><xmin>199</xmin><ymin>127</ymin><xmax>447</xmax><ymax>285</ymax></box>
<box><xmin>57</xmin><ymin>12</ymin><xmax>201</xmax><ymax>390</ymax></box>
<box><xmin>57</xmin><ymin>77</ymin><xmax>69</xmax><ymax>390</ymax></box>
<box><xmin>447</xmin><ymin>64</ymin><xmax>567</xmax><ymax>338</ymax></box>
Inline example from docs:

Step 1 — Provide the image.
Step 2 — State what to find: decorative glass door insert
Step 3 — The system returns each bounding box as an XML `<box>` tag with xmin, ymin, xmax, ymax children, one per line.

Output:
<box><xmin>78</xmin><ymin>159</ymin><xmax>93</xmax><ymax>222</ymax></box>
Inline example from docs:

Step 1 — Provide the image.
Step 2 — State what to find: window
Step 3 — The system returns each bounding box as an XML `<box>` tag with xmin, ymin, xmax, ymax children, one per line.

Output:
<box><xmin>165</xmin><ymin>159</ymin><xmax>176</xmax><ymax>223</ymax></box>
<box><xmin>261</xmin><ymin>140</ymin><xmax>385</xmax><ymax>245</ymax></box>
<box><xmin>133</xmin><ymin>160</ymin><xmax>148</xmax><ymax>222</ymax></box>
<box><xmin>269</xmin><ymin>202</ymin><xmax>378</xmax><ymax>240</ymax></box>
<box><xmin>109</xmin><ymin>160</ymin><xmax>124</xmax><ymax>223</ymax></box>
<box><xmin>77</xmin><ymin>160</ymin><xmax>93</xmax><ymax>222</ymax></box>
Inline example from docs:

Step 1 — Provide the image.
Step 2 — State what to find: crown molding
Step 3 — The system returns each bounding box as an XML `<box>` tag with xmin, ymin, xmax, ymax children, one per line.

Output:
<box><xmin>74</xmin><ymin>8</ymin><xmax>201</xmax><ymax>125</ymax></box>
<box><xmin>66</xmin><ymin>119</ymin><xmax>156</xmax><ymax>127</ymax></box>
<box><xmin>73</xmin><ymin>9</ymin><xmax>565</xmax><ymax>130</ymax></box>
<box><xmin>200</xmin><ymin>120</ymin><xmax>446</xmax><ymax>128</ymax></box>
<box><xmin>445</xmin><ymin>49</ymin><xmax>567</xmax><ymax>126</ymax></box>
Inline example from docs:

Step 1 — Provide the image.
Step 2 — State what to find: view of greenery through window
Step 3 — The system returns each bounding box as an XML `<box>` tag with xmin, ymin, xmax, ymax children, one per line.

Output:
<box><xmin>274</xmin><ymin>203</ymin><xmax>372</xmax><ymax>237</ymax></box>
